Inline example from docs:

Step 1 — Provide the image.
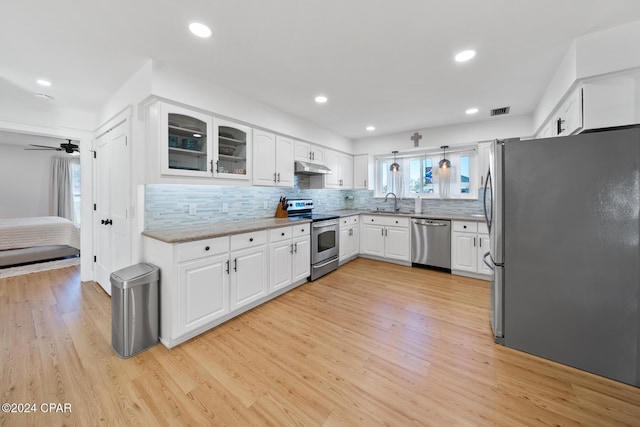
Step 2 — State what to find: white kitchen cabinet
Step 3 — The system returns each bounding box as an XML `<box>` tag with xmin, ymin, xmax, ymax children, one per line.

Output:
<box><xmin>325</xmin><ymin>149</ymin><xmax>353</xmax><ymax>189</ymax></box>
<box><xmin>295</xmin><ymin>141</ymin><xmax>325</xmax><ymax>165</ymax></box>
<box><xmin>215</xmin><ymin>119</ymin><xmax>252</xmax><ymax>181</ymax></box>
<box><xmin>451</xmin><ymin>221</ymin><xmax>490</xmax><ymax>279</ymax></box>
<box><xmin>477</xmin><ymin>142</ymin><xmax>491</xmax><ymax>190</ymax></box>
<box><xmin>339</xmin><ymin>215</ymin><xmax>359</xmax><ymax>264</ymax></box>
<box><xmin>269</xmin><ymin>224</ymin><xmax>310</xmax><ymax>292</ymax></box>
<box><xmin>143</xmin><ymin>235</ymin><xmax>230</xmax><ymax>348</ymax></box>
<box><xmin>360</xmin><ymin>215</ymin><xmax>410</xmax><ymax>264</ymax></box>
<box><xmin>177</xmin><ymin>253</ymin><xmax>229</xmax><ymax>335</ymax></box>
<box><xmin>159</xmin><ymin>102</ymin><xmax>215</xmax><ymax>178</ymax></box>
<box><xmin>292</xmin><ymin>229</ymin><xmax>311</xmax><ymax>283</ymax></box>
<box><xmin>252</xmin><ymin>130</ymin><xmax>294</xmax><ymax>187</ymax></box>
<box><xmin>353</xmin><ymin>154</ymin><xmax>369</xmax><ymax>189</ymax></box>
<box><xmin>536</xmin><ymin>70</ymin><xmax>640</xmax><ymax>139</ymax></box>
<box><xmin>229</xmin><ymin>231</ymin><xmax>268</xmax><ymax>310</ymax></box>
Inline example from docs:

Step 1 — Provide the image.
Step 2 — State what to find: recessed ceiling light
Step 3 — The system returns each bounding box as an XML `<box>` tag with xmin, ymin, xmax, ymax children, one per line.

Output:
<box><xmin>189</xmin><ymin>22</ymin><xmax>212</xmax><ymax>38</ymax></box>
<box><xmin>366</xmin><ymin>126</ymin><xmax>376</xmax><ymax>131</ymax></box>
<box><xmin>314</xmin><ymin>95</ymin><xmax>328</xmax><ymax>104</ymax></box>
<box><xmin>35</xmin><ymin>93</ymin><xmax>54</xmax><ymax>100</ymax></box>
<box><xmin>466</xmin><ymin>107</ymin><xmax>479</xmax><ymax>115</ymax></box>
<box><xmin>37</xmin><ymin>79</ymin><xmax>51</xmax><ymax>87</ymax></box>
<box><xmin>455</xmin><ymin>49</ymin><xmax>476</xmax><ymax>63</ymax></box>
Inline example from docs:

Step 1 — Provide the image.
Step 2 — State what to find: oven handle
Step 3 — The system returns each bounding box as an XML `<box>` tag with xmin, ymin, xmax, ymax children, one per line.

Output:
<box><xmin>312</xmin><ymin>219</ymin><xmax>339</xmax><ymax>228</ymax></box>
<box><xmin>313</xmin><ymin>257</ymin><xmax>338</xmax><ymax>269</ymax></box>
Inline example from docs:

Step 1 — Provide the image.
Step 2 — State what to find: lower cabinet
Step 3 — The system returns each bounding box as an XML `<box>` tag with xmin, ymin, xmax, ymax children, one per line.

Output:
<box><xmin>229</xmin><ymin>230</ymin><xmax>268</xmax><ymax>311</ymax></box>
<box><xmin>177</xmin><ymin>253</ymin><xmax>229</xmax><ymax>335</ymax></box>
<box><xmin>451</xmin><ymin>221</ymin><xmax>490</xmax><ymax>279</ymax></box>
<box><xmin>360</xmin><ymin>215</ymin><xmax>410</xmax><ymax>264</ymax></box>
<box><xmin>143</xmin><ymin>224</ymin><xmax>310</xmax><ymax>349</ymax></box>
<box><xmin>339</xmin><ymin>215</ymin><xmax>359</xmax><ymax>263</ymax></box>
<box><xmin>269</xmin><ymin>224</ymin><xmax>311</xmax><ymax>292</ymax></box>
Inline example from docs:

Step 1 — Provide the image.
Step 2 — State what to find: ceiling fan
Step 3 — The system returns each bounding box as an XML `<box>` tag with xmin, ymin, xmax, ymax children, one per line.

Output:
<box><xmin>25</xmin><ymin>139</ymin><xmax>79</xmax><ymax>154</ymax></box>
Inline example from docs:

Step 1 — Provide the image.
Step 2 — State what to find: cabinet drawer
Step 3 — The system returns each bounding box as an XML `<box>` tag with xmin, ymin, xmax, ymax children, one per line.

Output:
<box><xmin>453</xmin><ymin>221</ymin><xmax>478</xmax><ymax>233</ymax></box>
<box><xmin>270</xmin><ymin>226</ymin><xmax>292</xmax><ymax>243</ymax></box>
<box><xmin>361</xmin><ymin>215</ymin><xmax>409</xmax><ymax>228</ymax></box>
<box><xmin>292</xmin><ymin>223</ymin><xmax>310</xmax><ymax>237</ymax></box>
<box><xmin>177</xmin><ymin>236</ymin><xmax>229</xmax><ymax>262</ymax></box>
<box><xmin>478</xmin><ymin>222</ymin><xmax>488</xmax><ymax>234</ymax></box>
<box><xmin>340</xmin><ymin>215</ymin><xmax>359</xmax><ymax>226</ymax></box>
<box><xmin>230</xmin><ymin>230</ymin><xmax>267</xmax><ymax>251</ymax></box>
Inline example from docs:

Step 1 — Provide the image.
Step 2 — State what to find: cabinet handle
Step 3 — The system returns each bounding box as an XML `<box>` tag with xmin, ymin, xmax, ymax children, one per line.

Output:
<box><xmin>381</xmin><ymin>228</ymin><xmax>384</xmax><ymax>236</ymax></box>
<box><xmin>233</xmin><ymin>258</ymin><xmax>237</xmax><ymax>272</ymax></box>
<box><xmin>311</xmin><ymin>152</ymin><xmax>315</xmax><ymax>161</ymax></box>
<box><xmin>557</xmin><ymin>117</ymin><xmax>565</xmax><ymax>135</ymax></box>
<box><xmin>474</xmin><ymin>237</ymin><xmax>477</xmax><ymax>247</ymax></box>
<box><xmin>205</xmin><ymin>246</ymin><xmax>210</xmax><ymax>251</ymax></box>
<box><xmin>249</xmin><ymin>237</ymin><xmax>254</xmax><ymax>242</ymax></box>
<box><xmin>216</xmin><ymin>160</ymin><xmax>219</xmax><ymax>173</ymax></box>
<box><xmin>301</xmin><ymin>229</ymin><xmax>304</xmax><ymax>232</ymax></box>
<box><xmin>349</xmin><ymin>228</ymin><xmax>353</xmax><ymax>236</ymax></box>
<box><xmin>364</xmin><ymin>179</ymin><xmax>367</xmax><ymax>187</ymax></box>
<box><xmin>281</xmin><ymin>232</ymin><xmax>285</xmax><ymax>236</ymax></box>
<box><xmin>210</xmin><ymin>160</ymin><xmax>213</xmax><ymax>173</ymax></box>
<box><xmin>385</xmin><ymin>229</ymin><xmax>388</xmax><ymax>237</ymax></box>
<box><xmin>290</xmin><ymin>244</ymin><xmax>294</xmax><ymax>254</ymax></box>
<box><xmin>479</xmin><ymin>239</ymin><xmax>482</xmax><ymax>248</ymax></box>
<box><xmin>225</xmin><ymin>260</ymin><xmax>230</xmax><ymax>274</ymax></box>
<box><xmin>277</xmin><ymin>172</ymin><xmax>280</xmax><ymax>182</ymax></box>
<box><xmin>294</xmin><ymin>242</ymin><xmax>298</xmax><ymax>253</ymax></box>
<box><xmin>273</xmin><ymin>172</ymin><xmax>276</xmax><ymax>183</ymax></box>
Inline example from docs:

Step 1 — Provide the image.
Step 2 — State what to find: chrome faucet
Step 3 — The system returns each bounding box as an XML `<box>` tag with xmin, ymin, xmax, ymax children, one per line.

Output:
<box><xmin>384</xmin><ymin>192</ymin><xmax>399</xmax><ymax>212</ymax></box>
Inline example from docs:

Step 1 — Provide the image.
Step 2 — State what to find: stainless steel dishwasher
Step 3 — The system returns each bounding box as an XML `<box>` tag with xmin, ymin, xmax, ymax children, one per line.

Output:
<box><xmin>411</xmin><ymin>219</ymin><xmax>451</xmax><ymax>271</ymax></box>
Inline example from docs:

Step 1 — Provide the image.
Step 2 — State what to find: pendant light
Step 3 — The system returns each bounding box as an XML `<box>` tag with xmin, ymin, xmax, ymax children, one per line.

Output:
<box><xmin>439</xmin><ymin>146</ymin><xmax>451</xmax><ymax>169</ymax></box>
<box><xmin>390</xmin><ymin>150</ymin><xmax>400</xmax><ymax>172</ymax></box>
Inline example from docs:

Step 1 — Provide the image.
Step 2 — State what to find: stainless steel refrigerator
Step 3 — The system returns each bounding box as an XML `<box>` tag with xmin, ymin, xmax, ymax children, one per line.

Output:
<box><xmin>483</xmin><ymin>126</ymin><xmax>640</xmax><ymax>387</ymax></box>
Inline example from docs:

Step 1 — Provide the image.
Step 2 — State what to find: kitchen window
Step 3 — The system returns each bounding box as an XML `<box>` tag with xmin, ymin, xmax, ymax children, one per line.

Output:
<box><xmin>374</xmin><ymin>147</ymin><xmax>477</xmax><ymax>199</ymax></box>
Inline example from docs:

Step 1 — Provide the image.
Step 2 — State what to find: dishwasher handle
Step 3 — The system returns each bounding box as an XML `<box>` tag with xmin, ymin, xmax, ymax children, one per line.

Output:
<box><xmin>413</xmin><ymin>220</ymin><xmax>449</xmax><ymax>227</ymax></box>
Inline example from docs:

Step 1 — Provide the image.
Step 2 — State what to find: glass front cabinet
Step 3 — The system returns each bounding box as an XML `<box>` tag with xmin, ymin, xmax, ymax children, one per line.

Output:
<box><xmin>215</xmin><ymin>119</ymin><xmax>251</xmax><ymax>180</ymax></box>
<box><xmin>159</xmin><ymin>102</ymin><xmax>251</xmax><ymax>181</ymax></box>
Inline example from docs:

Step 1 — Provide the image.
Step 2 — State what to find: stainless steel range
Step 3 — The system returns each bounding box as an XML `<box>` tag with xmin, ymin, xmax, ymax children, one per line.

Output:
<box><xmin>286</xmin><ymin>199</ymin><xmax>339</xmax><ymax>281</ymax></box>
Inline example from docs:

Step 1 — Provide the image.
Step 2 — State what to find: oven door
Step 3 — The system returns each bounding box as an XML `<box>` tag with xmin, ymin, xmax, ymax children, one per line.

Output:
<box><xmin>312</xmin><ymin>219</ymin><xmax>339</xmax><ymax>264</ymax></box>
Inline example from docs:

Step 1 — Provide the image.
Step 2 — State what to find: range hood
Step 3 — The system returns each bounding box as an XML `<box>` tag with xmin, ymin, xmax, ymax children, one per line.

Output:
<box><xmin>295</xmin><ymin>161</ymin><xmax>332</xmax><ymax>175</ymax></box>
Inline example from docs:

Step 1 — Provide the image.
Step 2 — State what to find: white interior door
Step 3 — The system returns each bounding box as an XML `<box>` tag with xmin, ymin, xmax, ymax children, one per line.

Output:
<box><xmin>94</xmin><ymin>122</ymin><xmax>131</xmax><ymax>295</ymax></box>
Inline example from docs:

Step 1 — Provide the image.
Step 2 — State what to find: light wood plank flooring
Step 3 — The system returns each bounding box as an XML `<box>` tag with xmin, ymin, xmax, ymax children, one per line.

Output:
<box><xmin>1</xmin><ymin>258</ymin><xmax>639</xmax><ymax>426</ymax></box>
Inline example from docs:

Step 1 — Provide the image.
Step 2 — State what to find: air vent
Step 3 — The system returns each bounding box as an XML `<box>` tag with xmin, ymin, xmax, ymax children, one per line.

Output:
<box><xmin>490</xmin><ymin>106</ymin><xmax>510</xmax><ymax>116</ymax></box>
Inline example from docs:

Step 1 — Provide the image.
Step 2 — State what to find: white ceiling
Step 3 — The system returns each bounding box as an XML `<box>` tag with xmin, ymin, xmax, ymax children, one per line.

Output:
<box><xmin>2</xmin><ymin>1</ymin><xmax>640</xmax><ymax>140</ymax></box>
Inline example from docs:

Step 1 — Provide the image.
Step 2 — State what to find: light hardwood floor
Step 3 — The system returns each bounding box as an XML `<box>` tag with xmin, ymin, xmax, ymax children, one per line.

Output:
<box><xmin>1</xmin><ymin>258</ymin><xmax>639</xmax><ymax>426</ymax></box>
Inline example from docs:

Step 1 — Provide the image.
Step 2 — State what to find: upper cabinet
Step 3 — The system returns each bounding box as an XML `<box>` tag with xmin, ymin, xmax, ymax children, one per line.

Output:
<box><xmin>353</xmin><ymin>154</ymin><xmax>368</xmax><ymax>190</ymax></box>
<box><xmin>161</xmin><ymin>103</ymin><xmax>214</xmax><ymax>178</ymax></box>
<box><xmin>216</xmin><ymin>119</ymin><xmax>251</xmax><ymax>181</ymax></box>
<box><xmin>535</xmin><ymin>69</ymin><xmax>640</xmax><ymax>139</ymax></box>
<box><xmin>252</xmin><ymin>130</ymin><xmax>294</xmax><ymax>187</ymax></box>
<box><xmin>295</xmin><ymin>141</ymin><xmax>325</xmax><ymax>165</ymax></box>
<box><xmin>324</xmin><ymin>149</ymin><xmax>353</xmax><ymax>189</ymax></box>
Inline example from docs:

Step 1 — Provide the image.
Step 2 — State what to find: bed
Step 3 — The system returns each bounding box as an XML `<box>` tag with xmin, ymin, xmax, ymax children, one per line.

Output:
<box><xmin>0</xmin><ymin>216</ymin><xmax>80</xmax><ymax>268</ymax></box>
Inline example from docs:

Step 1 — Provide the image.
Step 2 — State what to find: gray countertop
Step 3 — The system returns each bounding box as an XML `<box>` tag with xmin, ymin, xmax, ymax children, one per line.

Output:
<box><xmin>324</xmin><ymin>209</ymin><xmax>486</xmax><ymax>222</ymax></box>
<box><xmin>142</xmin><ymin>217</ymin><xmax>311</xmax><ymax>244</ymax></box>
<box><xmin>142</xmin><ymin>210</ymin><xmax>485</xmax><ymax>244</ymax></box>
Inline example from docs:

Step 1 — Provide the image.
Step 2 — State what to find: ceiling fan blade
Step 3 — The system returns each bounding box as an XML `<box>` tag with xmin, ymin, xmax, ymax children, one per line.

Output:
<box><xmin>27</xmin><ymin>144</ymin><xmax>61</xmax><ymax>150</ymax></box>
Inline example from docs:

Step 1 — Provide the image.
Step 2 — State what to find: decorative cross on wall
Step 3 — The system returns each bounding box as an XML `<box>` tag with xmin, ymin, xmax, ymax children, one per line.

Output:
<box><xmin>411</xmin><ymin>132</ymin><xmax>423</xmax><ymax>147</ymax></box>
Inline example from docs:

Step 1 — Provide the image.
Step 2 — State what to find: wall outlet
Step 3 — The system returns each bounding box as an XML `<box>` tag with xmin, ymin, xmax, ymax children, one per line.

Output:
<box><xmin>222</xmin><ymin>202</ymin><xmax>228</xmax><ymax>213</ymax></box>
<box><xmin>189</xmin><ymin>204</ymin><xmax>197</xmax><ymax>215</ymax></box>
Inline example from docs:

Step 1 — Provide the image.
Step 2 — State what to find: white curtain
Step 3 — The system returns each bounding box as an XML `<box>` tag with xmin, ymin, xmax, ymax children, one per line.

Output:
<box><xmin>50</xmin><ymin>156</ymin><xmax>79</xmax><ymax>224</ymax></box>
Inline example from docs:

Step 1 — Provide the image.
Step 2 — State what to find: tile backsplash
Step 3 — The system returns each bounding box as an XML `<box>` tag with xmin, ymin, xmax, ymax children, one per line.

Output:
<box><xmin>145</xmin><ymin>180</ymin><xmax>486</xmax><ymax>230</ymax></box>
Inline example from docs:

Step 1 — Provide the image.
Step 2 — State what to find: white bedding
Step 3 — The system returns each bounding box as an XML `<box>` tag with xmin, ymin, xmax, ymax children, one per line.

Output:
<box><xmin>0</xmin><ymin>216</ymin><xmax>80</xmax><ymax>251</ymax></box>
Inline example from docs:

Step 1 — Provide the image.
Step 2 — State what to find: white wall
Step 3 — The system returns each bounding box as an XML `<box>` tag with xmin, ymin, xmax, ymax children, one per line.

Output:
<box><xmin>150</xmin><ymin>61</ymin><xmax>354</xmax><ymax>153</ymax></box>
<box><xmin>353</xmin><ymin>114</ymin><xmax>532</xmax><ymax>155</ymax></box>
<box><xmin>0</xmin><ymin>143</ymin><xmax>56</xmax><ymax>218</ymax></box>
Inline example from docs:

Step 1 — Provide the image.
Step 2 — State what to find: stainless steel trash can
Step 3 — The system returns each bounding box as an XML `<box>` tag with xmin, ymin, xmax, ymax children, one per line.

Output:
<box><xmin>111</xmin><ymin>263</ymin><xmax>160</xmax><ymax>358</ymax></box>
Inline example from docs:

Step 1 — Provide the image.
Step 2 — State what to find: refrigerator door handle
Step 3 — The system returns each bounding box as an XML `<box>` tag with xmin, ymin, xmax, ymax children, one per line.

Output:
<box><xmin>483</xmin><ymin>251</ymin><xmax>495</xmax><ymax>270</ymax></box>
<box><xmin>483</xmin><ymin>168</ymin><xmax>492</xmax><ymax>233</ymax></box>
